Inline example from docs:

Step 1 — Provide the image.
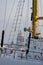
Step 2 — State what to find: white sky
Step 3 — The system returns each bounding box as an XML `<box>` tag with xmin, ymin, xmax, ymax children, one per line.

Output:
<box><xmin>0</xmin><ymin>0</ymin><xmax>43</xmax><ymax>44</ymax></box>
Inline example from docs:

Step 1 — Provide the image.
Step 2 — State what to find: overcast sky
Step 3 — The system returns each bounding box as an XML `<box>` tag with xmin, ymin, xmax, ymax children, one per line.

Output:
<box><xmin>0</xmin><ymin>0</ymin><xmax>43</xmax><ymax>44</ymax></box>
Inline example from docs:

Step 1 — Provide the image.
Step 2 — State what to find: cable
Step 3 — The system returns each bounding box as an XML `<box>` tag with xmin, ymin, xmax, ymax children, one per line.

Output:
<box><xmin>14</xmin><ymin>0</ymin><xmax>25</xmax><ymax>32</ymax></box>
<box><xmin>3</xmin><ymin>0</ymin><xmax>7</xmax><ymax>30</ymax></box>
<box><xmin>24</xmin><ymin>0</ymin><xmax>30</xmax><ymax>39</ymax></box>
<box><xmin>5</xmin><ymin>0</ymin><xmax>16</xmax><ymax>31</ymax></box>
<box><xmin>25</xmin><ymin>0</ymin><xmax>29</xmax><ymax>27</ymax></box>
<box><xmin>8</xmin><ymin>0</ymin><xmax>25</xmax><ymax>44</ymax></box>
<box><xmin>18</xmin><ymin>0</ymin><xmax>25</xmax><ymax>31</ymax></box>
<box><xmin>7</xmin><ymin>0</ymin><xmax>22</xmax><ymax>44</ymax></box>
<box><xmin>12</xmin><ymin>0</ymin><xmax>25</xmax><ymax>42</ymax></box>
<box><xmin>10</xmin><ymin>0</ymin><xmax>23</xmax><ymax>43</ymax></box>
<box><xmin>1</xmin><ymin>0</ymin><xmax>7</xmax><ymax>45</ymax></box>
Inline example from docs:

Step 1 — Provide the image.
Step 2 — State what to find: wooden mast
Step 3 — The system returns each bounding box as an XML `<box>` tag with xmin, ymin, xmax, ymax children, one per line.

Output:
<box><xmin>32</xmin><ymin>0</ymin><xmax>43</xmax><ymax>38</ymax></box>
<box><xmin>32</xmin><ymin>0</ymin><xmax>37</xmax><ymax>38</ymax></box>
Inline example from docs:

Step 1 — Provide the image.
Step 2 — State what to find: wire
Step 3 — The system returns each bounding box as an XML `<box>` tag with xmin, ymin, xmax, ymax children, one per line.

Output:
<box><xmin>18</xmin><ymin>0</ymin><xmax>25</xmax><ymax>31</ymax></box>
<box><xmin>3</xmin><ymin>0</ymin><xmax>7</xmax><ymax>30</ymax></box>
<box><xmin>5</xmin><ymin>0</ymin><xmax>16</xmax><ymax>31</ymax></box>
<box><xmin>12</xmin><ymin>0</ymin><xmax>25</xmax><ymax>42</ymax></box>
<box><xmin>25</xmin><ymin>0</ymin><xmax>30</xmax><ymax>27</ymax></box>
<box><xmin>14</xmin><ymin>0</ymin><xmax>25</xmax><ymax>32</ymax></box>
<box><xmin>7</xmin><ymin>0</ymin><xmax>22</xmax><ymax>44</ymax></box>
<box><xmin>8</xmin><ymin>0</ymin><xmax>25</xmax><ymax>44</ymax></box>
<box><xmin>24</xmin><ymin>0</ymin><xmax>30</xmax><ymax>39</ymax></box>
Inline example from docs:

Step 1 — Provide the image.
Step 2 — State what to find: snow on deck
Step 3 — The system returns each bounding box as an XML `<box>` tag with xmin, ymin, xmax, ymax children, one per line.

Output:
<box><xmin>0</xmin><ymin>56</ymin><xmax>43</xmax><ymax>65</ymax></box>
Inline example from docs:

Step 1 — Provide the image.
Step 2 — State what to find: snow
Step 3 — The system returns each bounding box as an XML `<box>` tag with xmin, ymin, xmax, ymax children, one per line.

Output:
<box><xmin>0</xmin><ymin>56</ymin><xmax>43</xmax><ymax>65</ymax></box>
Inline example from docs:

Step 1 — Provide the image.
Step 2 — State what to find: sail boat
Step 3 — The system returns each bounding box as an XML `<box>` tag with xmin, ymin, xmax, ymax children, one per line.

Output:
<box><xmin>0</xmin><ymin>0</ymin><xmax>43</xmax><ymax>65</ymax></box>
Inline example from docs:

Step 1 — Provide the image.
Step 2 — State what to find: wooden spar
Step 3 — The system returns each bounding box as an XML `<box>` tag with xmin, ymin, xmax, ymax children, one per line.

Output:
<box><xmin>1</xmin><ymin>30</ymin><xmax>5</xmax><ymax>47</ymax></box>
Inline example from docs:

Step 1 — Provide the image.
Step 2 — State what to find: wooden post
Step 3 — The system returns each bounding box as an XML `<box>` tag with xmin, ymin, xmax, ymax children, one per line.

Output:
<box><xmin>1</xmin><ymin>30</ymin><xmax>5</xmax><ymax>47</ymax></box>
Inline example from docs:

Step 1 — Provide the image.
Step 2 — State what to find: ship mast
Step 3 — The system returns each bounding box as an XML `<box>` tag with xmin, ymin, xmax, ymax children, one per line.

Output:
<box><xmin>32</xmin><ymin>0</ymin><xmax>43</xmax><ymax>38</ymax></box>
<box><xmin>32</xmin><ymin>0</ymin><xmax>37</xmax><ymax>38</ymax></box>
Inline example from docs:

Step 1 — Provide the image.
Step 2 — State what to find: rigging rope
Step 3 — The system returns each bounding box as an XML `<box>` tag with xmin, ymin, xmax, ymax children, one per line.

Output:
<box><xmin>3</xmin><ymin>0</ymin><xmax>7</xmax><ymax>30</ymax></box>
<box><xmin>25</xmin><ymin>0</ymin><xmax>30</xmax><ymax>27</ymax></box>
<box><xmin>7</xmin><ymin>0</ymin><xmax>22</xmax><ymax>44</ymax></box>
<box><xmin>13</xmin><ymin>0</ymin><xmax>23</xmax><ymax>32</ymax></box>
<box><xmin>8</xmin><ymin>0</ymin><xmax>25</xmax><ymax>44</ymax></box>
<box><xmin>5</xmin><ymin>0</ymin><xmax>16</xmax><ymax>31</ymax></box>
<box><xmin>18</xmin><ymin>0</ymin><xmax>25</xmax><ymax>31</ymax></box>
<box><xmin>1</xmin><ymin>0</ymin><xmax>7</xmax><ymax>46</ymax></box>
<box><xmin>14</xmin><ymin>0</ymin><xmax>25</xmax><ymax>32</ymax></box>
<box><xmin>12</xmin><ymin>0</ymin><xmax>25</xmax><ymax>42</ymax></box>
<box><xmin>25</xmin><ymin>0</ymin><xmax>30</xmax><ymax>38</ymax></box>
